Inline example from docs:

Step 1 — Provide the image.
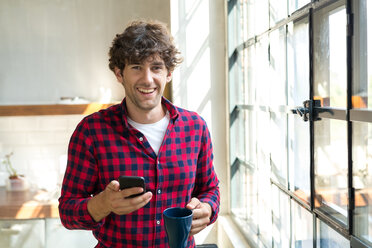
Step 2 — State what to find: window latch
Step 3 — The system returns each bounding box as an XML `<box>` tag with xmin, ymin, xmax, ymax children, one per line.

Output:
<box><xmin>291</xmin><ymin>100</ymin><xmax>321</xmax><ymax>122</ymax></box>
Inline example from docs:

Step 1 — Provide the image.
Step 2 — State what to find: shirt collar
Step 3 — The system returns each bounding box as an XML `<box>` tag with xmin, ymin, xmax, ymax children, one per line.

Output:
<box><xmin>121</xmin><ymin>97</ymin><xmax>179</xmax><ymax>129</ymax></box>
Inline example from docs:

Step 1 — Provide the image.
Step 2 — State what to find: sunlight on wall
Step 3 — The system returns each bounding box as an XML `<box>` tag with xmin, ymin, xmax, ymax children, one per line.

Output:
<box><xmin>171</xmin><ymin>0</ymin><xmax>228</xmax><ymax>220</ymax></box>
<box><xmin>171</xmin><ymin>0</ymin><xmax>212</xmax><ymax>132</ymax></box>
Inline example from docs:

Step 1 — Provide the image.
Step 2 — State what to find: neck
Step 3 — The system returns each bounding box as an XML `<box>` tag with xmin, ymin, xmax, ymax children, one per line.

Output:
<box><xmin>126</xmin><ymin>100</ymin><xmax>166</xmax><ymax>124</ymax></box>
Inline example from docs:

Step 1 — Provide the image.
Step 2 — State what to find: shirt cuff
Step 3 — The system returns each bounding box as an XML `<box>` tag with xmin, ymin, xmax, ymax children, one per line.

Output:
<box><xmin>200</xmin><ymin>198</ymin><xmax>219</xmax><ymax>224</ymax></box>
<box><xmin>77</xmin><ymin>198</ymin><xmax>105</xmax><ymax>229</ymax></box>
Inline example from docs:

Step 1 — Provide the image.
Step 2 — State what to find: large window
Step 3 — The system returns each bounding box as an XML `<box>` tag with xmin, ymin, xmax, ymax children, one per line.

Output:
<box><xmin>228</xmin><ymin>0</ymin><xmax>372</xmax><ymax>247</ymax></box>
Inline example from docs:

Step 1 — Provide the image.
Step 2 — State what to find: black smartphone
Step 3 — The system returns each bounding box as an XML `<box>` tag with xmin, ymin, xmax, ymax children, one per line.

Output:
<box><xmin>118</xmin><ymin>176</ymin><xmax>146</xmax><ymax>198</ymax></box>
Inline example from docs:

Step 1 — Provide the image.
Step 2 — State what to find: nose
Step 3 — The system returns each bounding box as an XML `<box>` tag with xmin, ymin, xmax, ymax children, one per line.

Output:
<box><xmin>142</xmin><ymin>68</ymin><xmax>154</xmax><ymax>84</ymax></box>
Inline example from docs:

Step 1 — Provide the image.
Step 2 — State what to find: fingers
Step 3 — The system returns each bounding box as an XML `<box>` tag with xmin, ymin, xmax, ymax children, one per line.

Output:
<box><xmin>112</xmin><ymin>191</ymin><xmax>152</xmax><ymax>215</ymax></box>
<box><xmin>189</xmin><ymin>213</ymin><xmax>210</xmax><ymax>236</ymax></box>
<box><xmin>120</xmin><ymin>187</ymin><xmax>145</xmax><ymax>198</ymax></box>
<box><xmin>190</xmin><ymin>221</ymin><xmax>208</xmax><ymax>236</ymax></box>
<box><xmin>186</xmin><ymin>197</ymin><xmax>201</xmax><ymax>210</ymax></box>
<box><xmin>187</xmin><ymin>200</ymin><xmax>212</xmax><ymax>236</ymax></box>
<box><xmin>103</xmin><ymin>180</ymin><xmax>152</xmax><ymax>216</ymax></box>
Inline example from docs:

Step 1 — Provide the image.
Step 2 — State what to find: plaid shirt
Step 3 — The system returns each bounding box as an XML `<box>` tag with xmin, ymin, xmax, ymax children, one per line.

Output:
<box><xmin>58</xmin><ymin>97</ymin><xmax>220</xmax><ymax>248</ymax></box>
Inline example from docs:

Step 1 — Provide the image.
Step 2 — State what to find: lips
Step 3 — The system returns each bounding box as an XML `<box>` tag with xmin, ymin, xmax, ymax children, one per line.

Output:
<box><xmin>138</xmin><ymin>87</ymin><xmax>156</xmax><ymax>94</ymax></box>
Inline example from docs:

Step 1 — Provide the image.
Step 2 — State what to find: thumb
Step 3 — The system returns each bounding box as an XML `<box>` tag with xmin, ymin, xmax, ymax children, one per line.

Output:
<box><xmin>106</xmin><ymin>180</ymin><xmax>120</xmax><ymax>192</ymax></box>
<box><xmin>186</xmin><ymin>197</ymin><xmax>201</xmax><ymax>210</ymax></box>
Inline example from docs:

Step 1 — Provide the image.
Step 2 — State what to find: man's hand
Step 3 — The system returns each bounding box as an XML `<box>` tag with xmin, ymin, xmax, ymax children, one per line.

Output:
<box><xmin>186</xmin><ymin>197</ymin><xmax>212</xmax><ymax>236</ymax></box>
<box><xmin>87</xmin><ymin>180</ymin><xmax>152</xmax><ymax>222</ymax></box>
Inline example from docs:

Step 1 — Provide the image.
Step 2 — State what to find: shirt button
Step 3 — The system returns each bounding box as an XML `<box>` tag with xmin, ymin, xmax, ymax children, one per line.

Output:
<box><xmin>139</xmin><ymin>137</ymin><xmax>143</xmax><ymax>142</ymax></box>
<box><xmin>156</xmin><ymin>220</ymin><xmax>160</xmax><ymax>225</ymax></box>
<box><xmin>157</xmin><ymin>189</ymin><xmax>161</xmax><ymax>194</ymax></box>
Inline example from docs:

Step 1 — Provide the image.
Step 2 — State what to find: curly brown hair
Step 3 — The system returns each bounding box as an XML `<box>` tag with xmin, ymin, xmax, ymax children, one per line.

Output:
<box><xmin>108</xmin><ymin>20</ymin><xmax>183</xmax><ymax>73</ymax></box>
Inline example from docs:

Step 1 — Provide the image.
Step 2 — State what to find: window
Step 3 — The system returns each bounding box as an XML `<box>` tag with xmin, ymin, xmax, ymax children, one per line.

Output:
<box><xmin>228</xmin><ymin>0</ymin><xmax>372</xmax><ymax>247</ymax></box>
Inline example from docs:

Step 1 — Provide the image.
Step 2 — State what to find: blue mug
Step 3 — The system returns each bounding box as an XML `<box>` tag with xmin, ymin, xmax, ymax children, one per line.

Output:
<box><xmin>163</xmin><ymin>207</ymin><xmax>193</xmax><ymax>248</ymax></box>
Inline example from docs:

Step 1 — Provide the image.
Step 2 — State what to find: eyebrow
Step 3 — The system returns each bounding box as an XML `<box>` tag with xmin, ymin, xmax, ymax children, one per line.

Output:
<box><xmin>128</xmin><ymin>61</ymin><xmax>165</xmax><ymax>66</ymax></box>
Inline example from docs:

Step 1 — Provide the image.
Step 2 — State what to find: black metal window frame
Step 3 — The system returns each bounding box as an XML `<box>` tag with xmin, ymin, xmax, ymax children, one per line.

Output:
<box><xmin>228</xmin><ymin>0</ymin><xmax>372</xmax><ymax>247</ymax></box>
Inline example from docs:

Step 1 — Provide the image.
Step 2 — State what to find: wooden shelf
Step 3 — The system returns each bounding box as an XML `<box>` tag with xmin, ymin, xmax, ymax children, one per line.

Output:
<box><xmin>0</xmin><ymin>187</ymin><xmax>59</xmax><ymax>219</ymax></box>
<box><xmin>0</xmin><ymin>103</ymin><xmax>116</xmax><ymax>116</ymax></box>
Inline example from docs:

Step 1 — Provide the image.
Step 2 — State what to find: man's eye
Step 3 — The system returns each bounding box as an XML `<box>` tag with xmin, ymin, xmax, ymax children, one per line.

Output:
<box><xmin>131</xmin><ymin>66</ymin><xmax>141</xmax><ymax>70</ymax></box>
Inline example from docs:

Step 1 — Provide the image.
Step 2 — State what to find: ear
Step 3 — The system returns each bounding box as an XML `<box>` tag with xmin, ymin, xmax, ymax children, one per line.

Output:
<box><xmin>114</xmin><ymin>67</ymin><xmax>124</xmax><ymax>83</ymax></box>
<box><xmin>166</xmin><ymin>71</ymin><xmax>172</xmax><ymax>83</ymax></box>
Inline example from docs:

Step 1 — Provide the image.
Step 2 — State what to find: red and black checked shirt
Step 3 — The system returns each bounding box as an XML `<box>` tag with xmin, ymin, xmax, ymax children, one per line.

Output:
<box><xmin>58</xmin><ymin>97</ymin><xmax>220</xmax><ymax>248</ymax></box>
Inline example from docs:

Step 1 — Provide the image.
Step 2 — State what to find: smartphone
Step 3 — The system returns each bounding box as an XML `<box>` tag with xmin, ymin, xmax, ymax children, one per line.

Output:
<box><xmin>118</xmin><ymin>175</ymin><xmax>146</xmax><ymax>198</ymax></box>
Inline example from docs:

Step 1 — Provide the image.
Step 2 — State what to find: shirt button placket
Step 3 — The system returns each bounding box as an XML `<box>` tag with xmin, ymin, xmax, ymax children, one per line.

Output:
<box><xmin>139</xmin><ymin>136</ymin><xmax>143</xmax><ymax>142</ymax></box>
<box><xmin>155</xmin><ymin>160</ymin><xmax>162</xmax><ymax>231</ymax></box>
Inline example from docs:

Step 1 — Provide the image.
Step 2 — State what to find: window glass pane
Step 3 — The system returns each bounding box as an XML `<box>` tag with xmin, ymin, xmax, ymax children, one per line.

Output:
<box><xmin>229</xmin><ymin>51</ymin><xmax>243</xmax><ymax>113</ymax></box>
<box><xmin>289</xmin><ymin>0</ymin><xmax>311</xmax><ymax>14</ymax></box>
<box><xmin>314</xmin><ymin>119</ymin><xmax>348</xmax><ymax>224</ymax></box>
<box><xmin>270</xmin><ymin>111</ymin><xmax>288</xmax><ymax>186</ymax></box>
<box><xmin>272</xmin><ymin>185</ymin><xmax>290</xmax><ymax>248</ymax></box>
<box><xmin>287</xmin><ymin>17</ymin><xmax>311</xmax><ymax>204</ymax></box>
<box><xmin>231</xmin><ymin>162</ymin><xmax>247</xmax><ymax>220</ymax></box>
<box><xmin>353</xmin><ymin>0</ymin><xmax>371</xmax><ymax>109</ymax></box>
<box><xmin>270</xmin><ymin>0</ymin><xmax>287</xmax><ymax>26</ymax></box>
<box><xmin>313</xmin><ymin>2</ymin><xmax>347</xmax><ymax>108</ymax></box>
<box><xmin>246</xmin><ymin>110</ymin><xmax>257</xmax><ymax>165</ymax></box>
<box><xmin>257</xmin><ymin>110</ymin><xmax>272</xmax><ymax>247</ymax></box>
<box><xmin>317</xmin><ymin>219</ymin><xmax>350</xmax><ymax>247</ymax></box>
<box><xmin>241</xmin><ymin>0</ymin><xmax>248</xmax><ymax>42</ymax></box>
<box><xmin>245</xmin><ymin>45</ymin><xmax>256</xmax><ymax>105</ymax></box>
<box><xmin>269</xmin><ymin>26</ymin><xmax>287</xmax><ymax>106</ymax></box>
<box><xmin>242</xmin><ymin>48</ymin><xmax>249</xmax><ymax>105</ymax></box>
<box><xmin>291</xmin><ymin>201</ymin><xmax>313</xmax><ymax>248</ymax></box>
<box><xmin>256</xmin><ymin>35</ymin><xmax>270</xmax><ymax>106</ymax></box>
<box><xmin>247</xmin><ymin>163</ymin><xmax>259</xmax><ymax>234</ymax></box>
<box><xmin>228</xmin><ymin>0</ymin><xmax>241</xmax><ymax>55</ymax></box>
<box><xmin>353</xmin><ymin>121</ymin><xmax>372</xmax><ymax>245</ymax></box>
<box><xmin>230</xmin><ymin>104</ymin><xmax>246</xmax><ymax>164</ymax></box>
<box><xmin>257</xmin><ymin>111</ymin><xmax>271</xmax><ymax>171</ymax></box>
<box><xmin>289</xmin><ymin>114</ymin><xmax>310</xmax><ymax>203</ymax></box>
<box><xmin>287</xmin><ymin>18</ymin><xmax>309</xmax><ymax>107</ymax></box>
<box><xmin>255</xmin><ymin>0</ymin><xmax>269</xmax><ymax>35</ymax></box>
<box><xmin>245</xmin><ymin>0</ymin><xmax>255</xmax><ymax>39</ymax></box>
<box><xmin>228</xmin><ymin>0</ymin><xmax>243</xmax><ymax>112</ymax></box>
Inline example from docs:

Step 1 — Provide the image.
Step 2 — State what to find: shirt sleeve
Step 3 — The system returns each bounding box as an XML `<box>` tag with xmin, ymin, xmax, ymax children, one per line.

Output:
<box><xmin>58</xmin><ymin>119</ymin><xmax>103</xmax><ymax>230</ymax></box>
<box><xmin>193</xmin><ymin>118</ymin><xmax>220</xmax><ymax>224</ymax></box>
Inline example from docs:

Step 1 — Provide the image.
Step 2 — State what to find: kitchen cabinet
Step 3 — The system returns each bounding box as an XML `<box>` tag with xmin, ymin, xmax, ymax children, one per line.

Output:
<box><xmin>0</xmin><ymin>218</ymin><xmax>97</xmax><ymax>248</ymax></box>
<box><xmin>0</xmin><ymin>219</ymin><xmax>45</xmax><ymax>248</ymax></box>
<box><xmin>0</xmin><ymin>188</ymin><xmax>97</xmax><ymax>247</ymax></box>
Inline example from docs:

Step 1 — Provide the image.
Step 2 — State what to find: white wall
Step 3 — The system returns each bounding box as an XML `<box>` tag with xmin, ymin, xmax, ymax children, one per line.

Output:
<box><xmin>0</xmin><ymin>0</ymin><xmax>170</xmax><ymax>105</ymax></box>
<box><xmin>170</xmin><ymin>0</ymin><xmax>228</xmax><ymax>214</ymax></box>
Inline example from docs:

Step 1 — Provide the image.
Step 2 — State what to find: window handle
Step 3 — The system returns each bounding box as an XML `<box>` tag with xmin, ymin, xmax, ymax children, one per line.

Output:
<box><xmin>293</xmin><ymin>107</ymin><xmax>310</xmax><ymax>121</ymax></box>
<box><xmin>290</xmin><ymin>100</ymin><xmax>321</xmax><ymax>122</ymax></box>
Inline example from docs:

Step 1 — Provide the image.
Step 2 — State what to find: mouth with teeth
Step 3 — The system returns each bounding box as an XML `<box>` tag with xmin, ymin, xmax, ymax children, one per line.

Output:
<box><xmin>138</xmin><ymin>87</ymin><xmax>156</xmax><ymax>94</ymax></box>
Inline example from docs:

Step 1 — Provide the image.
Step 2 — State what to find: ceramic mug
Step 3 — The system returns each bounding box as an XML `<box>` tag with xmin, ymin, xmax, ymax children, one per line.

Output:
<box><xmin>163</xmin><ymin>207</ymin><xmax>193</xmax><ymax>248</ymax></box>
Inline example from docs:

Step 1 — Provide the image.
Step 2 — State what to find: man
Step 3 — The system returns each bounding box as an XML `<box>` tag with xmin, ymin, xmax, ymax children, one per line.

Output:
<box><xmin>58</xmin><ymin>20</ymin><xmax>220</xmax><ymax>248</ymax></box>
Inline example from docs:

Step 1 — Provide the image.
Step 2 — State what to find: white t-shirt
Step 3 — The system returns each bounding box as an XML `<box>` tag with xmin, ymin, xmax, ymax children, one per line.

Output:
<box><xmin>127</xmin><ymin>112</ymin><xmax>170</xmax><ymax>155</ymax></box>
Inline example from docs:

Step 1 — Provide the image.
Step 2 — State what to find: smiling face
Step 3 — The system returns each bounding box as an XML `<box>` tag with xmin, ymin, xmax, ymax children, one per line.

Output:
<box><xmin>114</xmin><ymin>55</ymin><xmax>172</xmax><ymax>123</ymax></box>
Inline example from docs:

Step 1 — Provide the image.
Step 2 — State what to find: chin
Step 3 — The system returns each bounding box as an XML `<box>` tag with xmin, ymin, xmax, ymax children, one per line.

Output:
<box><xmin>139</xmin><ymin>102</ymin><xmax>159</xmax><ymax>111</ymax></box>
